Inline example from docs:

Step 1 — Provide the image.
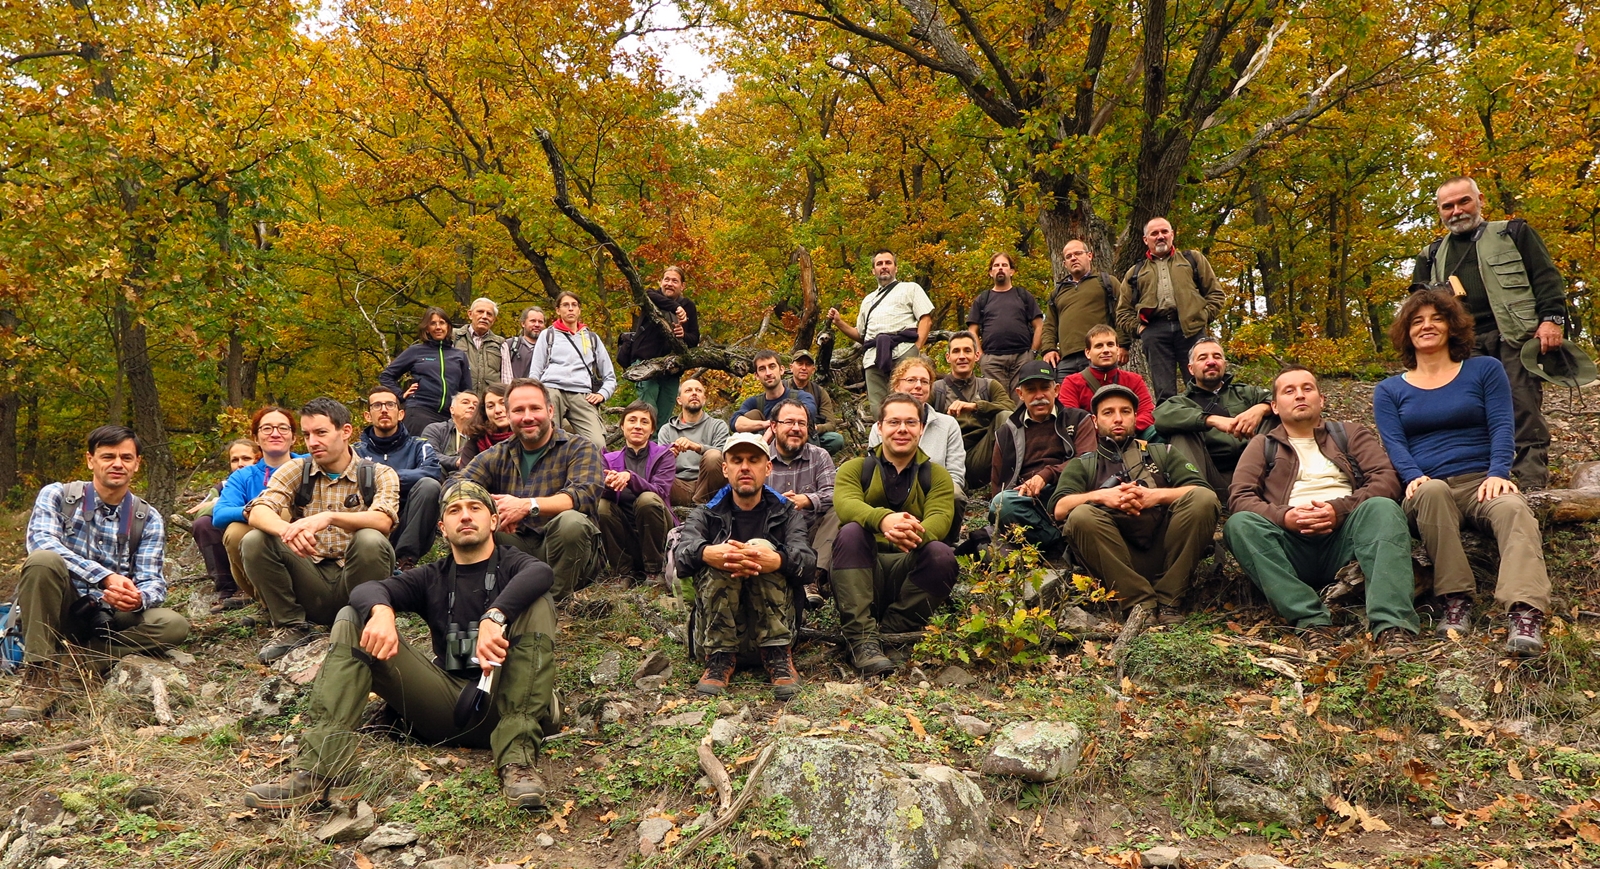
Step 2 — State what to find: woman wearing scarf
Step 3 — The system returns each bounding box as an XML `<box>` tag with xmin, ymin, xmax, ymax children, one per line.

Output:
<box><xmin>525</xmin><ymin>292</ymin><xmax>616</xmax><ymax>449</ymax></box>
<box><xmin>456</xmin><ymin>383</ymin><xmax>515</xmax><ymax>469</ymax></box>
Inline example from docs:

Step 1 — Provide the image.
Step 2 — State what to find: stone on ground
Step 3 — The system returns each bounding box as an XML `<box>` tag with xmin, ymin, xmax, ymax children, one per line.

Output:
<box><xmin>590</xmin><ymin>650</ymin><xmax>622</xmax><ymax>686</ymax></box>
<box><xmin>1206</xmin><ymin>729</ymin><xmax>1332</xmax><ymax>825</ymax></box>
<box><xmin>315</xmin><ymin>801</ymin><xmax>376</xmax><ymax>843</ymax></box>
<box><xmin>1141</xmin><ymin>845</ymin><xmax>1181</xmax><ymax>867</ymax></box>
<box><xmin>979</xmin><ymin>721</ymin><xmax>1084</xmax><ymax>782</ymax></box>
<box><xmin>360</xmin><ymin>822</ymin><xmax>420</xmax><ymax>851</ymax></box>
<box><xmin>932</xmin><ymin>665</ymin><xmax>974</xmax><ymax>688</ymax></box>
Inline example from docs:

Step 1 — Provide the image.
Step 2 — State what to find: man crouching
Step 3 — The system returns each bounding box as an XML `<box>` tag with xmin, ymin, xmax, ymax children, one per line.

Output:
<box><xmin>244</xmin><ymin>481</ymin><xmax>559</xmax><ymax>811</ymax></box>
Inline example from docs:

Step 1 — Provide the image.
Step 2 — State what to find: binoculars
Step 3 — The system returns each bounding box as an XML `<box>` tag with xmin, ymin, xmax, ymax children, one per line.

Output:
<box><xmin>440</xmin><ymin>623</ymin><xmax>480</xmax><ymax>673</ymax></box>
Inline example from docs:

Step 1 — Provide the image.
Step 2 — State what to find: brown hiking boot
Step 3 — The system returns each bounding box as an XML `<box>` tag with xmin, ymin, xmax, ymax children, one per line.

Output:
<box><xmin>1505</xmin><ymin>605</ymin><xmax>1545</xmax><ymax>658</ymax></box>
<box><xmin>1155</xmin><ymin>604</ymin><xmax>1185</xmax><ymax>626</ymax></box>
<box><xmin>258</xmin><ymin>623</ymin><xmax>318</xmax><ymax>664</ymax></box>
<box><xmin>1435</xmin><ymin>594</ymin><xmax>1473</xmax><ymax>638</ymax></box>
<box><xmin>5</xmin><ymin>663</ymin><xmax>62</xmax><ymax>722</ymax></box>
<box><xmin>243</xmin><ymin>769</ymin><xmax>361</xmax><ymax>810</ymax></box>
<box><xmin>850</xmin><ymin>641</ymin><xmax>894</xmax><ymax>676</ymax></box>
<box><xmin>1374</xmin><ymin>627</ymin><xmax>1415</xmax><ymax>654</ymax></box>
<box><xmin>761</xmin><ymin>645</ymin><xmax>802</xmax><ymax>701</ymax></box>
<box><xmin>696</xmin><ymin>651</ymin><xmax>737</xmax><ymax>696</ymax></box>
<box><xmin>210</xmin><ymin>592</ymin><xmax>252</xmax><ymax>614</ymax></box>
<box><xmin>802</xmin><ymin>582</ymin><xmax>825</xmax><ymax>610</ymax></box>
<box><xmin>1298</xmin><ymin>625</ymin><xmax>1341</xmax><ymax>649</ymax></box>
<box><xmin>395</xmin><ymin>557</ymin><xmax>418</xmax><ymax>573</ymax></box>
<box><xmin>500</xmin><ymin>764</ymin><xmax>546</xmax><ymax>810</ymax></box>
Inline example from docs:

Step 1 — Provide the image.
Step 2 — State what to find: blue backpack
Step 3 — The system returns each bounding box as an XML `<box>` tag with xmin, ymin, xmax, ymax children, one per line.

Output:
<box><xmin>0</xmin><ymin>601</ymin><xmax>20</xmax><ymax>674</ymax></box>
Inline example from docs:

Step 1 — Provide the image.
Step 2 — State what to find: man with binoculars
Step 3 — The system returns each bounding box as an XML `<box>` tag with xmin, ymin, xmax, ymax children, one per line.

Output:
<box><xmin>244</xmin><ymin>480</ymin><xmax>560</xmax><ymax>812</ymax></box>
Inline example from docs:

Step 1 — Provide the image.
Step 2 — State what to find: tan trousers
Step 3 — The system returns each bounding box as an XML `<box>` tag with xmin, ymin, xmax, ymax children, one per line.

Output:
<box><xmin>1064</xmin><ymin>488</ymin><xmax>1221</xmax><ymax>611</ymax></box>
<box><xmin>1404</xmin><ymin>473</ymin><xmax>1550</xmax><ymax>612</ymax></box>
<box><xmin>222</xmin><ymin>522</ymin><xmax>255</xmax><ymax>597</ymax></box>
<box><xmin>548</xmin><ymin>388</ymin><xmax>609</xmax><ymax>451</ymax></box>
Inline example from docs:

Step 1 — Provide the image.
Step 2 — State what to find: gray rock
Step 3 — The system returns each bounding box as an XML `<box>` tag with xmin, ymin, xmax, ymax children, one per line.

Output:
<box><xmin>1433</xmin><ymin>669</ymin><xmax>1489</xmax><ymax>720</ymax></box>
<box><xmin>1234</xmin><ymin>856</ymin><xmax>1288</xmax><ymax>869</ymax></box>
<box><xmin>1205</xmin><ymin>729</ymin><xmax>1332</xmax><ymax>825</ymax></box>
<box><xmin>951</xmin><ymin>715</ymin><xmax>992</xmax><ymax>738</ymax></box>
<box><xmin>638</xmin><ymin>817</ymin><xmax>674</xmax><ymax>845</ymax></box>
<box><xmin>185</xmin><ymin>592</ymin><xmax>214</xmax><ymax>622</ymax></box>
<box><xmin>756</xmin><ymin>737</ymin><xmax>1003</xmax><ymax>869</ymax></box>
<box><xmin>199</xmin><ymin>681</ymin><xmax>223</xmax><ymax>700</ymax></box>
<box><xmin>246</xmin><ymin>677</ymin><xmax>301</xmax><ymax>719</ymax></box>
<box><xmin>419</xmin><ymin>858</ymin><xmax>473</xmax><ymax>869</ymax></box>
<box><xmin>775</xmin><ymin>715</ymin><xmax>811</xmax><ymax>732</ymax></box>
<box><xmin>865</xmin><ymin>725</ymin><xmax>897</xmax><ymax>747</ymax></box>
<box><xmin>933</xmin><ymin>666</ymin><xmax>975</xmax><ymax>688</ymax></box>
<box><xmin>105</xmin><ymin>655</ymin><xmax>189</xmax><ymax>702</ymax></box>
<box><xmin>41</xmin><ymin>858</ymin><xmax>67</xmax><ymax>869</ymax></box>
<box><xmin>535</xmin><ymin>833</ymin><xmax>555</xmax><ymax>848</ymax></box>
<box><xmin>600</xmin><ymin>700</ymin><xmax>638</xmax><ymax>724</ymax></box>
<box><xmin>709</xmin><ymin>717</ymin><xmax>743</xmax><ymax>747</ymax></box>
<box><xmin>360</xmin><ymin>822</ymin><xmax>420</xmax><ymax>851</ymax></box>
<box><xmin>635</xmin><ymin>675</ymin><xmax>668</xmax><ymax>692</ymax></box>
<box><xmin>165</xmin><ymin>649</ymin><xmax>197</xmax><ymax>667</ymax></box>
<box><xmin>1568</xmin><ymin>461</ymin><xmax>1600</xmax><ymax>489</ymax></box>
<box><xmin>652</xmin><ymin>709</ymin><xmax>709</xmax><ymax>729</ymax></box>
<box><xmin>316</xmin><ymin>802</ymin><xmax>377</xmax><ymax>843</ymax></box>
<box><xmin>1060</xmin><ymin>606</ymin><xmax>1097</xmax><ymax>631</ymax></box>
<box><xmin>824</xmin><ymin>681</ymin><xmax>865</xmax><ymax>696</ymax></box>
<box><xmin>591</xmin><ymin>651</ymin><xmax>622</xmax><ymax>686</ymax></box>
<box><xmin>271</xmin><ymin>636</ymin><xmax>331</xmax><ymax>685</ymax></box>
<box><xmin>1142</xmin><ymin>846</ymin><xmax>1181</xmax><ymax>868</ymax></box>
<box><xmin>633</xmin><ymin>651</ymin><xmax>674</xmax><ymax>685</ymax></box>
<box><xmin>979</xmin><ymin>721</ymin><xmax>1084</xmax><ymax>782</ymax></box>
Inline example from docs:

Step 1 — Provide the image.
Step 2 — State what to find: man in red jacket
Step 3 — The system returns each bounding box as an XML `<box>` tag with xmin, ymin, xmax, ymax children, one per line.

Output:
<box><xmin>1057</xmin><ymin>324</ymin><xmax>1156</xmax><ymax>434</ymax></box>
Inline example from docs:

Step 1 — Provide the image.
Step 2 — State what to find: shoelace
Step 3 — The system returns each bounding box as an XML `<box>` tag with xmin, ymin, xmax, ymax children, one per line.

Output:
<box><xmin>1509</xmin><ymin>608</ymin><xmax>1543</xmax><ymax>634</ymax></box>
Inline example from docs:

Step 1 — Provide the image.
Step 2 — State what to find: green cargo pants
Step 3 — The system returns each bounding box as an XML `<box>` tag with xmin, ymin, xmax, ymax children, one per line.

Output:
<box><xmin>693</xmin><ymin>540</ymin><xmax>794</xmax><ymax>655</ymax></box>
<box><xmin>295</xmin><ymin>597</ymin><xmax>558</xmax><ymax>779</ymax></box>
<box><xmin>1223</xmin><ymin>498</ymin><xmax>1420</xmax><ymax>638</ymax></box>
<box><xmin>241</xmin><ymin>527</ymin><xmax>394</xmax><ymax>628</ymax></box>
<box><xmin>17</xmin><ymin>551</ymin><xmax>190</xmax><ymax>665</ymax></box>
<box><xmin>596</xmin><ymin>493</ymin><xmax>669</xmax><ymax>575</ymax></box>
<box><xmin>495</xmin><ymin>510</ymin><xmax>602</xmax><ymax>599</ymax></box>
<box><xmin>1064</xmin><ymin>488</ymin><xmax>1220</xmax><ymax>611</ymax></box>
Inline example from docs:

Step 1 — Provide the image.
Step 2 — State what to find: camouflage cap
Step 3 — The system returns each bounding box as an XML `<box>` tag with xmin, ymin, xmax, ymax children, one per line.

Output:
<box><xmin>439</xmin><ymin>480</ymin><xmax>497</xmax><ymax>514</ymax></box>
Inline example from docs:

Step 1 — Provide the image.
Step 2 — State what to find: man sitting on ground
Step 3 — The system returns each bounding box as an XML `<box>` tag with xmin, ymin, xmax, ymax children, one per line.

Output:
<box><xmin>734</xmin><ymin>349</ymin><xmax>818</xmax><ymax>432</ymax></box>
<box><xmin>1057</xmin><ymin>324</ymin><xmax>1156</xmax><ymax>434</ymax></box>
<box><xmin>676</xmin><ymin>433</ymin><xmax>815</xmax><ymax>701</ymax></box>
<box><xmin>8</xmin><ymin>426</ymin><xmax>190</xmax><ymax>721</ymax></box>
<box><xmin>833</xmin><ymin>393</ymin><xmax>959</xmax><ymax>675</ymax></box>
<box><xmin>766</xmin><ymin>399</ymin><xmax>838</xmax><ymax>609</ymax></box>
<box><xmin>422</xmin><ymin>391</ymin><xmax>480</xmax><ymax>475</ymax></box>
<box><xmin>867</xmin><ymin>356</ymin><xmax>967</xmax><ymax>498</ymax></box>
<box><xmin>1226</xmin><ymin>367</ymin><xmax>1420</xmax><ymax>648</ymax></box>
<box><xmin>243</xmin><ymin>481</ymin><xmax>559</xmax><ymax>812</ymax></box>
<box><xmin>657</xmin><ymin>378</ymin><xmax>729</xmax><ymax>507</ymax></box>
<box><xmin>990</xmin><ymin>362</ymin><xmax>1096</xmax><ymax>554</ymax></box>
<box><xmin>1154</xmin><ymin>338</ymin><xmax>1273</xmax><ymax>492</ymax></box>
<box><xmin>1050</xmin><ymin>385</ymin><xmax>1220</xmax><ymax>624</ymax></box>
<box><xmin>460</xmin><ymin>378</ymin><xmax>605</xmax><ymax>599</ymax></box>
<box><xmin>355</xmin><ymin>386</ymin><xmax>445</xmax><ymax>571</ymax></box>
<box><xmin>930</xmin><ymin>333</ymin><xmax>1015</xmax><ymax>491</ymax></box>
<box><xmin>243</xmin><ymin>398</ymin><xmax>400</xmax><ymax>664</ymax></box>
<box><xmin>597</xmin><ymin>401</ymin><xmax>676</xmax><ymax>586</ymax></box>
<box><xmin>785</xmin><ymin>350</ymin><xmax>846</xmax><ymax>454</ymax></box>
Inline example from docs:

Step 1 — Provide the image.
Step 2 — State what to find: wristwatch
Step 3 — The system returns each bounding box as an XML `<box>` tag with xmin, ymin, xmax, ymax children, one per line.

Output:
<box><xmin>527</xmin><ymin>497</ymin><xmax>541</xmax><ymax>518</ymax></box>
<box><xmin>482</xmin><ymin>609</ymin><xmax>508</xmax><ymax>628</ymax></box>
<box><xmin>1542</xmin><ymin>315</ymin><xmax>1566</xmax><ymax>326</ymax></box>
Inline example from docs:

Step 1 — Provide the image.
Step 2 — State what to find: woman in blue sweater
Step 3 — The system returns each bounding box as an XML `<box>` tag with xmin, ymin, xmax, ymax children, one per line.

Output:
<box><xmin>1373</xmin><ymin>288</ymin><xmax>1549</xmax><ymax>656</ymax></box>
<box><xmin>204</xmin><ymin>407</ymin><xmax>306</xmax><ymax>612</ymax></box>
<box><xmin>380</xmin><ymin>307</ymin><xmax>474</xmax><ymax>436</ymax></box>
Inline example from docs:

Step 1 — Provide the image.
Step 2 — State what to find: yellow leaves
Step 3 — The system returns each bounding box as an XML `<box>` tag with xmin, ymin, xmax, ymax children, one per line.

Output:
<box><xmin>1322</xmin><ymin>793</ymin><xmax>1391</xmax><ymax>833</ymax></box>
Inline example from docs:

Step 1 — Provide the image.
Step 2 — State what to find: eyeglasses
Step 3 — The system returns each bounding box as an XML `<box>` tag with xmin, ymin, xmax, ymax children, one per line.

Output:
<box><xmin>369</xmin><ymin>401</ymin><xmax>400</xmax><ymax>410</ymax></box>
<box><xmin>897</xmin><ymin>377</ymin><xmax>931</xmax><ymax>386</ymax></box>
<box><xmin>258</xmin><ymin>424</ymin><xmax>294</xmax><ymax>434</ymax></box>
<box><xmin>775</xmin><ymin>419</ymin><xmax>809</xmax><ymax>428</ymax></box>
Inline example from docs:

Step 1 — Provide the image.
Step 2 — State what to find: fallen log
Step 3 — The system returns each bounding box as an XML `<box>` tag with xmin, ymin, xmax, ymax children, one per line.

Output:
<box><xmin>1526</xmin><ymin>487</ymin><xmax>1600</xmax><ymax>524</ymax></box>
<box><xmin>622</xmin><ymin>345</ymin><xmax>761</xmax><ymax>382</ymax></box>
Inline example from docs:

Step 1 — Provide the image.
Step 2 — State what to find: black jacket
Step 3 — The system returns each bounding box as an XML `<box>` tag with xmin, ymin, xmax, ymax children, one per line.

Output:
<box><xmin>631</xmin><ymin>292</ymin><xmax>701</xmax><ymax>360</ymax></box>
<box><xmin>348</xmin><ymin>545</ymin><xmax>553</xmax><ymax>671</ymax></box>
<box><xmin>674</xmin><ymin>485</ymin><xmax>815</xmax><ymax>587</ymax></box>
<box><xmin>379</xmin><ymin>338</ymin><xmax>474</xmax><ymax>416</ymax></box>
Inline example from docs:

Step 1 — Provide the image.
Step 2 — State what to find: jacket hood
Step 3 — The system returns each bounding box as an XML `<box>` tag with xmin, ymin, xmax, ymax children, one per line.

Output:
<box><xmin>361</xmin><ymin>427</ymin><xmax>412</xmax><ymax>453</ymax></box>
<box><xmin>705</xmin><ymin>484</ymin><xmax>790</xmax><ymax>511</ymax></box>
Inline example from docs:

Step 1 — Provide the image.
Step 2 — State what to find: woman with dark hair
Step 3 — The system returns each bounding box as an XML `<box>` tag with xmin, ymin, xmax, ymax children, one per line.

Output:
<box><xmin>456</xmin><ymin>383</ymin><xmax>514</xmax><ymax>469</ymax></box>
<box><xmin>379</xmin><ymin>306</ymin><xmax>474</xmax><ymax>435</ymax></box>
<box><xmin>202</xmin><ymin>407</ymin><xmax>305</xmax><ymax>612</ymax></box>
<box><xmin>1373</xmin><ymin>288</ymin><xmax>1549</xmax><ymax>656</ymax></box>
<box><xmin>526</xmin><ymin>291</ymin><xmax>616</xmax><ymax>449</ymax></box>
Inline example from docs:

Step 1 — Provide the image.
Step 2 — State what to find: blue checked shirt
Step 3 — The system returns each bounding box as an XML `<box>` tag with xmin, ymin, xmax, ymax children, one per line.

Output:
<box><xmin>26</xmin><ymin>482</ymin><xmax>168</xmax><ymax>609</ymax></box>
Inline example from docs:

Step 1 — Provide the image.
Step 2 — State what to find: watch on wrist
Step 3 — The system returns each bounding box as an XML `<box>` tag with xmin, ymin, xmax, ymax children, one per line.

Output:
<box><xmin>482</xmin><ymin>609</ymin><xmax>508</xmax><ymax>628</ymax></box>
<box><xmin>1542</xmin><ymin>315</ymin><xmax>1566</xmax><ymax>326</ymax></box>
<box><xmin>528</xmin><ymin>497</ymin><xmax>541</xmax><ymax>518</ymax></box>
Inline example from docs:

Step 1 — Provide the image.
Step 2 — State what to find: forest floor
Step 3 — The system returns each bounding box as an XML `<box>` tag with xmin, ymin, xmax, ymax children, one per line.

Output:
<box><xmin>1</xmin><ymin>378</ymin><xmax>1599</xmax><ymax>869</ymax></box>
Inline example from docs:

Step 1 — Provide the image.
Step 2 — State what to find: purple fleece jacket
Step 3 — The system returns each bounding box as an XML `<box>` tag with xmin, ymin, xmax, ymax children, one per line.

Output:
<box><xmin>603</xmin><ymin>441</ymin><xmax>679</xmax><ymax>524</ymax></box>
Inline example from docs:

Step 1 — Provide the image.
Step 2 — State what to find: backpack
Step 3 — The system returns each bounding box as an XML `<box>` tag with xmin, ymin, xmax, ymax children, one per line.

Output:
<box><xmin>1260</xmin><ymin>421</ymin><xmax>1365</xmax><ymax>489</ymax></box>
<box><xmin>1127</xmin><ymin>251</ymin><xmax>1203</xmax><ymax>298</ymax></box>
<box><xmin>0</xmin><ymin>602</ymin><xmax>21</xmax><ymax>674</ymax></box>
<box><xmin>1052</xmin><ymin>271</ymin><xmax>1118</xmax><ymax>324</ymax></box>
<box><xmin>859</xmin><ymin>453</ymin><xmax>933</xmax><ymax>510</ymax></box>
<box><xmin>293</xmin><ymin>457</ymin><xmax>376</xmax><ymax>517</ymax></box>
<box><xmin>60</xmin><ymin>481</ymin><xmax>150</xmax><ymax>575</ymax></box>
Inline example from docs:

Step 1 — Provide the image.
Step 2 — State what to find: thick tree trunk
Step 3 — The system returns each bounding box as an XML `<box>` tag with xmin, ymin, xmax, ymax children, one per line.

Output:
<box><xmin>116</xmin><ymin>290</ymin><xmax>176</xmax><ymax>509</ymax></box>
<box><xmin>622</xmin><ymin>346</ymin><xmax>760</xmax><ymax>381</ymax></box>
<box><xmin>791</xmin><ymin>247</ymin><xmax>821</xmax><ymax>353</ymax></box>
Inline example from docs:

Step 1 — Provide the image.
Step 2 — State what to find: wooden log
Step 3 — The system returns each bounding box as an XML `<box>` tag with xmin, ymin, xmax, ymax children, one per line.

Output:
<box><xmin>1526</xmin><ymin>487</ymin><xmax>1600</xmax><ymax>524</ymax></box>
<box><xmin>621</xmin><ymin>345</ymin><xmax>761</xmax><ymax>381</ymax></box>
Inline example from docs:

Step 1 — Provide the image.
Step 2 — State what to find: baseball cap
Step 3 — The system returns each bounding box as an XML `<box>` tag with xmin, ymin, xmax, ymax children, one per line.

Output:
<box><xmin>1016</xmin><ymin>361</ymin><xmax>1055</xmax><ymax>386</ymax></box>
<box><xmin>440</xmin><ymin>480</ymin><xmax>497</xmax><ymax>514</ymax></box>
<box><xmin>721</xmin><ymin>432</ymin><xmax>773</xmax><ymax>459</ymax></box>
<box><xmin>1090</xmin><ymin>383</ymin><xmax>1140</xmax><ymax>411</ymax></box>
<box><xmin>792</xmin><ymin>349</ymin><xmax>816</xmax><ymax>363</ymax></box>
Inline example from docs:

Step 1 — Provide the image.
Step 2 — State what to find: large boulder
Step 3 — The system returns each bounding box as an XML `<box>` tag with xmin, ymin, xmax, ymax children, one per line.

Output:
<box><xmin>1206</xmin><ymin>729</ymin><xmax>1332</xmax><ymax>826</ymax></box>
<box><xmin>979</xmin><ymin>721</ymin><xmax>1084</xmax><ymax>782</ymax></box>
<box><xmin>756</xmin><ymin>738</ymin><xmax>1004</xmax><ymax>869</ymax></box>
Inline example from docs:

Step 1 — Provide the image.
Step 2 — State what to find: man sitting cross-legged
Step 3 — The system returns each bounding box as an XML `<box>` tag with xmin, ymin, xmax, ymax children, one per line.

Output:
<box><xmin>1225</xmin><ymin>366</ymin><xmax>1420</xmax><ymax>648</ymax></box>
<box><xmin>243</xmin><ymin>398</ymin><xmax>400</xmax><ymax>664</ymax></box>
<box><xmin>459</xmin><ymin>378</ymin><xmax>605</xmax><ymax>600</ymax></box>
<box><xmin>243</xmin><ymin>481</ymin><xmax>559</xmax><ymax>812</ymax></box>
<box><xmin>7</xmin><ymin>426</ymin><xmax>190</xmax><ymax>721</ymax></box>
<box><xmin>596</xmin><ymin>401</ymin><xmax>676</xmax><ymax>586</ymax></box>
<box><xmin>354</xmin><ymin>386</ymin><xmax>445</xmax><ymax>572</ymax></box>
<box><xmin>989</xmin><ymin>361</ymin><xmax>1095</xmax><ymax>555</ymax></box>
<box><xmin>765</xmin><ymin>398</ymin><xmax>838</xmax><ymax>609</ymax></box>
<box><xmin>832</xmin><ymin>393</ymin><xmax>959</xmax><ymax>675</ymax></box>
<box><xmin>1153</xmin><ymin>338</ymin><xmax>1273</xmax><ymax>492</ymax></box>
<box><xmin>1050</xmin><ymin>385</ymin><xmax>1220</xmax><ymax>625</ymax></box>
<box><xmin>657</xmin><ymin>378</ymin><xmax>729</xmax><ymax>507</ymax></box>
<box><xmin>675</xmin><ymin>433</ymin><xmax>816</xmax><ymax>701</ymax></box>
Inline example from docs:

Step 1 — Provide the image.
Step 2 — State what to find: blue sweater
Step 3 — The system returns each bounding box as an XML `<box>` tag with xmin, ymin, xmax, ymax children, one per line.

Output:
<box><xmin>1372</xmin><ymin>356</ymin><xmax>1514</xmax><ymax>483</ymax></box>
<box><xmin>212</xmin><ymin>454</ymin><xmax>307</xmax><ymax>528</ymax></box>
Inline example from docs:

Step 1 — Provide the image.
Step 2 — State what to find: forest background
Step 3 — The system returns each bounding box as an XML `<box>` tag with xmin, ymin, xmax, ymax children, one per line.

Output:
<box><xmin>0</xmin><ymin>0</ymin><xmax>1595</xmax><ymax>509</ymax></box>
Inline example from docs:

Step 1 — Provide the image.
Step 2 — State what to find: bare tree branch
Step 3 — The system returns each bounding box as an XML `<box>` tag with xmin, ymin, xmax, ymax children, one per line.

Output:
<box><xmin>1202</xmin><ymin>65</ymin><xmax>1347</xmax><ymax>179</ymax></box>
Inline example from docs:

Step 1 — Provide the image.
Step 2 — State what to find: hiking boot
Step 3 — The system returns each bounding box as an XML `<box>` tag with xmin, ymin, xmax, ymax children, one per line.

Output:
<box><xmin>696</xmin><ymin>651</ymin><xmax>737</xmax><ymax>696</ymax></box>
<box><xmin>850</xmin><ymin>641</ymin><xmax>894</xmax><ymax>677</ymax></box>
<box><xmin>4</xmin><ymin>663</ymin><xmax>62</xmax><ymax>722</ymax></box>
<box><xmin>395</xmin><ymin>557</ymin><xmax>418</xmax><ymax>573</ymax></box>
<box><xmin>1505</xmin><ymin>605</ymin><xmax>1545</xmax><ymax>657</ymax></box>
<box><xmin>1435</xmin><ymin>594</ymin><xmax>1473</xmax><ymax>638</ymax></box>
<box><xmin>500</xmin><ymin>764</ymin><xmax>546</xmax><ymax>811</ymax></box>
<box><xmin>644</xmin><ymin>571</ymin><xmax>666</xmax><ymax>589</ymax></box>
<box><xmin>1299</xmin><ymin>624</ymin><xmax>1341</xmax><ymax>649</ymax></box>
<box><xmin>210</xmin><ymin>593</ymin><xmax>251</xmax><ymax>615</ymax></box>
<box><xmin>1154</xmin><ymin>604</ymin><xmax>1184</xmax><ymax>626</ymax></box>
<box><xmin>803</xmin><ymin>582</ymin><xmax>825</xmax><ymax>610</ymax></box>
<box><xmin>761</xmin><ymin>645</ymin><xmax>802</xmax><ymax>701</ymax></box>
<box><xmin>243</xmin><ymin>769</ymin><xmax>361</xmax><ymax>810</ymax></box>
<box><xmin>258</xmin><ymin>623</ymin><xmax>318</xmax><ymax>664</ymax></box>
<box><xmin>1374</xmin><ymin>627</ymin><xmax>1415</xmax><ymax>654</ymax></box>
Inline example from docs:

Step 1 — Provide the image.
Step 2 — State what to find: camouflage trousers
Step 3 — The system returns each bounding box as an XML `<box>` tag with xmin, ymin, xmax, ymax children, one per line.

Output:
<box><xmin>693</xmin><ymin>540</ymin><xmax>796</xmax><ymax>655</ymax></box>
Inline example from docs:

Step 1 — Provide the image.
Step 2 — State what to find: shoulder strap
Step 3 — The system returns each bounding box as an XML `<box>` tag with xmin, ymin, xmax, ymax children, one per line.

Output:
<box><xmin>1128</xmin><ymin>261</ymin><xmax>1145</xmax><ymax>290</ymax></box>
<box><xmin>294</xmin><ymin>456</ymin><xmax>317</xmax><ymax>511</ymax></box>
<box><xmin>1262</xmin><ymin>437</ymin><xmax>1279</xmax><ymax>475</ymax></box>
<box><xmin>60</xmin><ymin>481</ymin><xmax>87</xmax><ymax>513</ymax></box>
<box><xmin>1079</xmin><ymin>367</ymin><xmax>1103</xmax><ymax>392</ymax></box>
<box><xmin>60</xmin><ymin>482</ymin><xmax>147</xmax><ymax>572</ymax></box>
<box><xmin>859</xmin><ymin>454</ymin><xmax>878</xmax><ymax>492</ymax></box>
<box><xmin>1184</xmin><ymin>250</ymin><xmax>1200</xmax><ymax>275</ymax></box>
<box><xmin>358</xmin><ymin>460</ymin><xmax>376</xmax><ymax>508</ymax></box>
<box><xmin>918</xmin><ymin>459</ymin><xmax>932</xmax><ymax>493</ymax></box>
<box><xmin>1262</xmin><ymin>424</ymin><xmax>1364</xmax><ymax>488</ymax></box>
<box><xmin>1100</xmin><ymin>272</ymin><xmax>1117</xmax><ymax>320</ymax></box>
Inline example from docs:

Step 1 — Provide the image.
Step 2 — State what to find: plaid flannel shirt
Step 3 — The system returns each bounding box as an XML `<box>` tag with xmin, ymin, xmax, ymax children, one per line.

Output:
<box><xmin>768</xmin><ymin>442</ymin><xmax>835</xmax><ymax>526</ymax></box>
<box><xmin>460</xmin><ymin>429</ymin><xmax>604</xmax><ymax>532</ymax></box>
<box><xmin>26</xmin><ymin>482</ymin><xmax>168</xmax><ymax>609</ymax></box>
<box><xmin>246</xmin><ymin>453</ymin><xmax>401</xmax><ymax>560</ymax></box>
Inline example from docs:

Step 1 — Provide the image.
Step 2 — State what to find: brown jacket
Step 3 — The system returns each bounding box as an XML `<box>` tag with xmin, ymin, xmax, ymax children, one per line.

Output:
<box><xmin>1228</xmin><ymin>421</ymin><xmax>1400</xmax><ymax>531</ymax></box>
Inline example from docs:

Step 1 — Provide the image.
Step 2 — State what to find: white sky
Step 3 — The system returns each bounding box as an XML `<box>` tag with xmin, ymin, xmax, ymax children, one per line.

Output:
<box><xmin>631</xmin><ymin>7</ymin><xmax>733</xmax><ymax>113</ymax></box>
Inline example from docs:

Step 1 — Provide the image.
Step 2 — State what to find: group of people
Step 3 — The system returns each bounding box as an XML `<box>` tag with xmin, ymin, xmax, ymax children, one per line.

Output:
<box><xmin>3</xmin><ymin>176</ymin><xmax>1573</xmax><ymax>814</ymax></box>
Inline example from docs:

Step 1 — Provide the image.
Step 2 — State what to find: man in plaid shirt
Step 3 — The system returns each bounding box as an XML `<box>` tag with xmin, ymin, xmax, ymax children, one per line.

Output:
<box><xmin>461</xmin><ymin>378</ymin><xmax>606</xmax><ymax>599</ymax></box>
<box><xmin>765</xmin><ymin>399</ymin><xmax>837</xmax><ymax>610</ymax></box>
<box><xmin>8</xmin><ymin>426</ymin><xmax>190</xmax><ymax>721</ymax></box>
<box><xmin>243</xmin><ymin>398</ymin><xmax>401</xmax><ymax>664</ymax></box>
